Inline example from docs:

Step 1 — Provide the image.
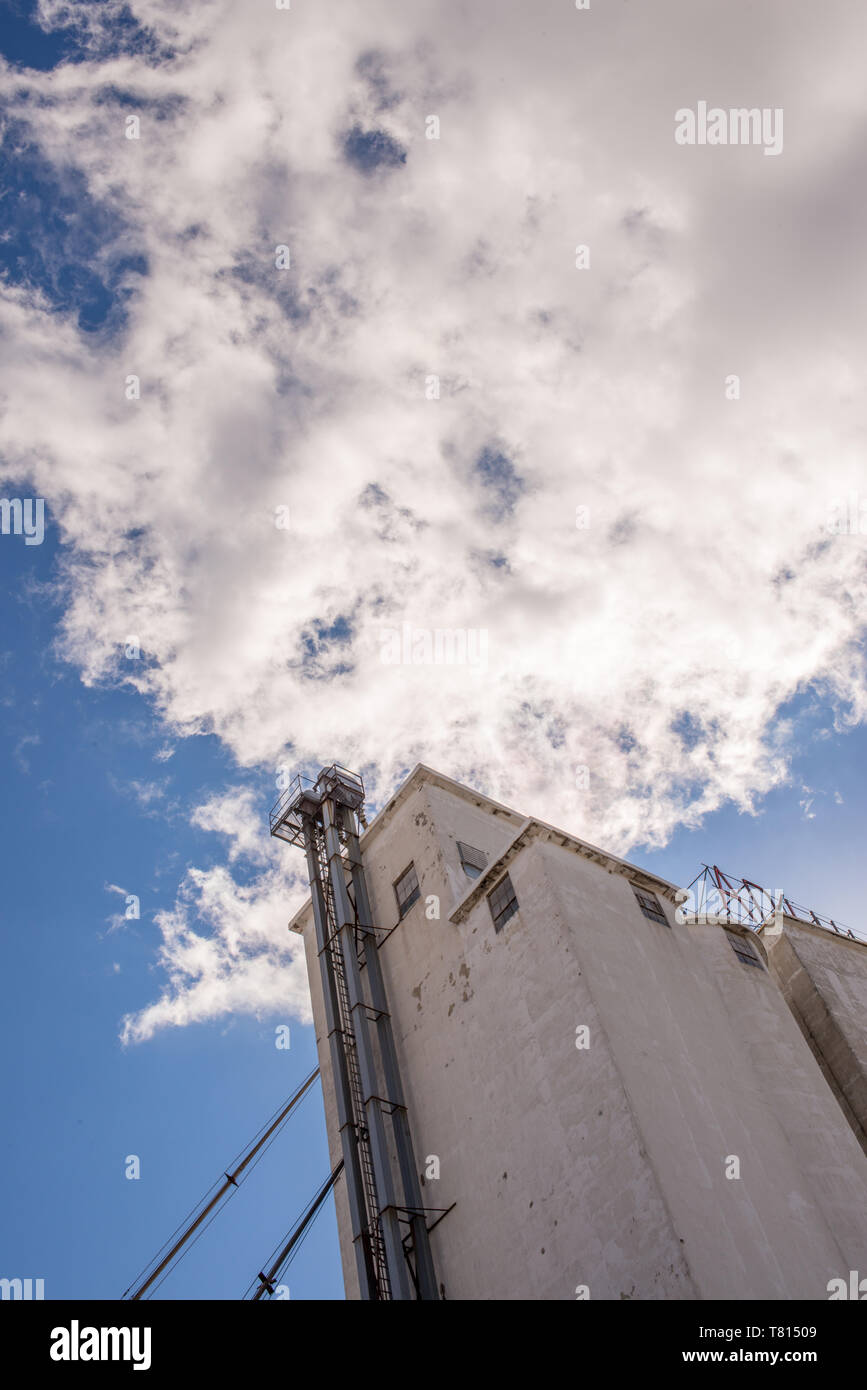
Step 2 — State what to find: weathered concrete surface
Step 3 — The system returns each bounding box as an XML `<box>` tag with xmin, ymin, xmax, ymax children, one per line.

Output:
<box><xmin>289</xmin><ymin>765</ymin><xmax>867</xmax><ymax>1300</ymax></box>
<box><xmin>762</xmin><ymin>921</ymin><xmax>867</xmax><ymax>1157</ymax></box>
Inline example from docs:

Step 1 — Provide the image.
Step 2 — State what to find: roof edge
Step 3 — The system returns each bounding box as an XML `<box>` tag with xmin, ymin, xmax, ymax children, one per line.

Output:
<box><xmin>286</xmin><ymin>763</ymin><xmax>682</xmax><ymax>933</ymax></box>
<box><xmin>449</xmin><ymin>816</ymin><xmax>682</xmax><ymax>925</ymax></box>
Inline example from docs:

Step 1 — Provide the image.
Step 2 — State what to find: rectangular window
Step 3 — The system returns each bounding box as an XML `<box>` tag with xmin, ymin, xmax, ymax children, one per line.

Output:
<box><xmin>725</xmin><ymin>930</ymin><xmax>764</xmax><ymax>969</ymax></box>
<box><xmin>633</xmin><ymin>887</ymin><xmax>669</xmax><ymax>926</ymax></box>
<box><xmin>488</xmin><ymin>873</ymin><xmax>518</xmax><ymax>933</ymax></box>
<box><xmin>394</xmin><ymin>863</ymin><xmax>420</xmax><ymax>919</ymax></box>
<box><xmin>457</xmin><ymin>841</ymin><xmax>487</xmax><ymax>879</ymax></box>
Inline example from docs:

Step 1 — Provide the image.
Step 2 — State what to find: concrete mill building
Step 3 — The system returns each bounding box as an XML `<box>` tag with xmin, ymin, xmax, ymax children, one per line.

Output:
<box><xmin>271</xmin><ymin>763</ymin><xmax>867</xmax><ymax>1301</ymax></box>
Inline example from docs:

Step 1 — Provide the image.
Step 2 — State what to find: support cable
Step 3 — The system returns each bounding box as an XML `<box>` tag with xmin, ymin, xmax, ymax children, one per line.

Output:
<box><xmin>122</xmin><ymin>1066</ymin><xmax>320</xmax><ymax>1300</ymax></box>
<box><xmin>244</xmin><ymin>1160</ymin><xmax>344</xmax><ymax>1300</ymax></box>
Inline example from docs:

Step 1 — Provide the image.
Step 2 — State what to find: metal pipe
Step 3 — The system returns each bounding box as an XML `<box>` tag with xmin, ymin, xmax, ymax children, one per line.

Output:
<box><xmin>321</xmin><ymin>798</ymin><xmax>412</xmax><ymax>1298</ymax></box>
<box><xmin>345</xmin><ymin>813</ymin><xmax>440</xmax><ymax>1300</ymax></box>
<box><xmin>304</xmin><ymin>822</ymin><xmax>378</xmax><ymax>1300</ymax></box>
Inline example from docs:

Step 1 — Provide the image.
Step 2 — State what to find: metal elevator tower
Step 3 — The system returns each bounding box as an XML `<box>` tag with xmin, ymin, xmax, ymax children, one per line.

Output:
<box><xmin>270</xmin><ymin>764</ymin><xmax>439</xmax><ymax>1300</ymax></box>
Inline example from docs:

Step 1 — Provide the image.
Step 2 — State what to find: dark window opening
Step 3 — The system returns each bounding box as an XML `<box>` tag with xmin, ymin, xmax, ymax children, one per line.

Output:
<box><xmin>725</xmin><ymin>930</ymin><xmax>764</xmax><ymax>969</ymax></box>
<box><xmin>488</xmin><ymin>873</ymin><xmax>518</xmax><ymax>933</ymax></box>
<box><xmin>633</xmin><ymin>887</ymin><xmax>669</xmax><ymax>926</ymax></box>
<box><xmin>457</xmin><ymin>841</ymin><xmax>487</xmax><ymax>879</ymax></box>
<box><xmin>394</xmin><ymin>863</ymin><xmax>421</xmax><ymax>919</ymax></box>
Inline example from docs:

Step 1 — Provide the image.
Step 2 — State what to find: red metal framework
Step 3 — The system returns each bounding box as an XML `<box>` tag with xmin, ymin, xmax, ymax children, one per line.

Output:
<box><xmin>683</xmin><ymin>864</ymin><xmax>866</xmax><ymax>944</ymax></box>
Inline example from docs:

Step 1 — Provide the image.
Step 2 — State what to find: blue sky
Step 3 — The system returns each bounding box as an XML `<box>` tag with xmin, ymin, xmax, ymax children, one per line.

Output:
<box><xmin>0</xmin><ymin>520</ymin><xmax>342</xmax><ymax>1298</ymax></box>
<box><xmin>2</xmin><ymin>0</ymin><xmax>867</xmax><ymax>1301</ymax></box>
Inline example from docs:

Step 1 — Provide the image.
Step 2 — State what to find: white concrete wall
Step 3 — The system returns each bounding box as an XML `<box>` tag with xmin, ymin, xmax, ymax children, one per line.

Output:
<box><xmin>295</xmin><ymin>771</ymin><xmax>867</xmax><ymax>1300</ymax></box>
<box><xmin>544</xmin><ymin>843</ymin><xmax>867</xmax><ymax>1297</ymax></box>
<box><xmin>764</xmin><ymin>921</ymin><xmax>867</xmax><ymax>1156</ymax></box>
<box><xmin>392</xmin><ymin>828</ymin><xmax>696</xmax><ymax>1299</ymax></box>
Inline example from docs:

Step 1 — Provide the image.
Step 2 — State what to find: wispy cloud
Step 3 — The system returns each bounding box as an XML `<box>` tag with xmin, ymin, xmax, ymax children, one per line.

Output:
<box><xmin>108</xmin><ymin>774</ymin><xmax>173</xmax><ymax>816</ymax></box>
<box><xmin>13</xmin><ymin>733</ymin><xmax>40</xmax><ymax>774</ymax></box>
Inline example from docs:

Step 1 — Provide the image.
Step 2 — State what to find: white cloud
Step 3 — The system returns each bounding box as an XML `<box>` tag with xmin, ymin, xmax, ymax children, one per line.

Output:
<box><xmin>119</xmin><ymin>860</ymin><xmax>310</xmax><ymax>1044</ymax></box>
<box><xmin>3</xmin><ymin>1</ymin><xmax>867</xmax><ymax>1035</ymax></box>
<box><xmin>114</xmin><ymin>784</ymin><xmax>303</xmax><ymax>1041</ymax></box>
<box><xmin>190</xmin><ymin>785</ymin><xmax>276</xmax><ymax>866</ymax></box>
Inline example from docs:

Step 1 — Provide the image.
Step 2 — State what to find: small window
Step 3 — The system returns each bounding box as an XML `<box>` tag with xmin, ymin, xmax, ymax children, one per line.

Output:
<box><xmin>725</xmin><ymin>930</ymin><xmax>763</xmax><ymax>969</ymax></box>
<box><xmin>394</xmin><ymin>863</ymin><xmax>421</xmax><ymax>919</ymax></box>
<box><xmin>457</xmin><ymin>841</ymin><xmax>487</xmax><ymax>879</ymax></box>
<box><xmin>633</xmin><ymin>887</ymin><xmax>669</xmax><ymax>926</ymax></box>
<box><xmin>488</xmin><ymin>874</ymin><xmax>518</xmax><ymax>933</ymax></box>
